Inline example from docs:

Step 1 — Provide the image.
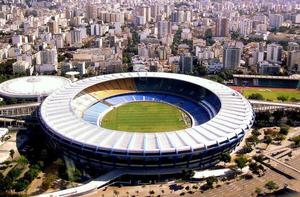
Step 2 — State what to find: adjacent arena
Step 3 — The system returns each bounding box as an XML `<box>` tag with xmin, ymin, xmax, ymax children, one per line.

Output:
<box><xmin>0</xmin><ymin>75</ymin><xmax>70</xmax><ymax>101</ymax></box>
<box><xmin>39</xmin><ymin>72</ymin><xmax>255</xmax><ymax>172</ymax></box>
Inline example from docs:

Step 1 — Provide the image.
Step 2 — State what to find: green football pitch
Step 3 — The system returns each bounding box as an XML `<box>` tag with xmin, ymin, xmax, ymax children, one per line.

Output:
<box><xmin>101</xmin><ymin>102</ymin><xmax>190</xmax><ymax>132</ymax></box>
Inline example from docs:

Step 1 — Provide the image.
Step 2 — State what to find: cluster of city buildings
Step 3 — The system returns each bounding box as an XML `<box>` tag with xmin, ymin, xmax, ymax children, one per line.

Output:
<box><xmin>0</xmin><ymin>0</ymin><xmax>299</xmax><ymax>77</ymax></box>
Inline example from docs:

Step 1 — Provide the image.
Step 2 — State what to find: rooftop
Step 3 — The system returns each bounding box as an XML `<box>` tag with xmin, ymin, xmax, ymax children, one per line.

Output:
<box><xmin>0</xmin><ymin>75</ymin><xmax>70</xmax><ymax>98</ymax></box>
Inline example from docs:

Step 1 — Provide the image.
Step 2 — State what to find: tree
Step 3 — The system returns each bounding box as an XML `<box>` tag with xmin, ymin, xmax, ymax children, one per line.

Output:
<box><xmin>272</xmin><ymin>110</ymin><xmax>284</xmax><ymax>122</ymax></box>
<box><xmin>7</xmin><ymin>168</ymin><xmax>22</xmax><ymax>181</ymax></box>
<box><xmin>0</xmin><ymin>172</ymin><xmax>13</xmax><ymax>192</ymax></box>
<box><xmin>9</xmin><ymin>149</ymin><xmax>15</xmax><ymax>159</ymax></box>
<box><xmin>279</xmin><ymin>125</ymin><xmax>290</xmax><ymax>135</ymax></box>
<box><xmin>70</xmin><ymin>168</ymin><xmax>81</xmax><ymax>182</ymax></box>
<box><xmin>290</xmin><ymin>97</ymin><xmax>300</xmax><ymax>102</ymax></box>
<box><xmin>246</xmin><ymin>135</ymin><xmax>259</xmax><ymax>145</ymax></box>
<box><xmin>277</xmin><ymin>95</ymin><xmax>288</xmax><ymax>102</ymax></box>
<box><xmin>41</xmin><ymin>173</ymin><xmax>57</xmax><ymax>190</ymax></box>
<box><xmin>206</xmin><ymin>176</ymin><xmax>218</xmax><ymax>189</ymax></box>
<box><xmin>264</xmin><ymin>135</ymin><xmax>273</xmax><ymax>145</ymax></box>
<box><xmin>181</xmin><ymin>169</ymin><xmax>195</xmax><ymax>179</ymax></box>
<box><xmin>253</xmin><ymin>155</ymin><xmax>264</xmax><ymax>163</ymax></box>
<box><xmin>249</xmin><ymin>162</ymin><xmax>264</xmax><ymax>175</ymax></box>
<box><xmin>193</xmin><ymin>64</ymin><xmax>207</xmax><ymax>76</ymax></box>
<box><xmin>17</xmin><ymin>155</ymin><xmax>29</xmax><ymax>166</ymax></box>
<box><xmin>239</xmin><ymin>145</ymin><xmax>253</xmax><ymax>154</ymax></box>
<box><xmin>24</xmin><ymin>165</ymin><xmax>40</xmax><ymax>182</ymax></box>
<box><xmin>13</xmin><ymin>179</ymin><xmax>29</xmax><ymax>192</ymax></box>
<box><xmin>265</xmin><ymin>180</ymin><xmax>278</xmax><ymax>191</ymax></box>
<box><xmin>220</xmin><ymin>152</ymin><xmax>231</xmax><ymax>163</ymax></box>
<box><xmin>274</xmin><ymin>134</ymin><xmax>286</xmax><ymax>142</ymax></box>
<box><xmin>234</xmin><ymin>155</ymin><xmax>248</xmax><ymax>169</ymax></box>
<box><xmin>248</xmin><ymin>93</ymin><xmax>264</xmax><ymax>100</ymax></box>
<box><xmin>290</xmin><ymin>135</ymin><xmax>300</xmax><ymax>147</ymax></box>
<box><xmin>251</xmin><ymin>129</ymin><xmax>261</xmax><ymax>136</ymax></box>
<box><xmin>255</xmin><ymin>187</ymin><xmax>262</xmax><ymax>195</ymax></box>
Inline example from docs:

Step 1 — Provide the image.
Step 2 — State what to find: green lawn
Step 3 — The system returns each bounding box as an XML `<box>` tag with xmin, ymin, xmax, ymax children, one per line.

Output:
<box><xmin>101</xmin><ymin>102</ymin><xmax>189</xmax><ymax>132</ymax></box>
<box><xmin>242</xmin><ymin>89</ymin><xmax>300</xmax><ymax>101</ymax></box>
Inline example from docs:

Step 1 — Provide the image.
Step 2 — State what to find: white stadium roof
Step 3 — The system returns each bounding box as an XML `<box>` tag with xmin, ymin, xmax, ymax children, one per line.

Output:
<box><xmin>40</xmin><ymin>72</ymin><xmax>254</xmax><ymax>154</ymax></box>
<box><xmin>0</xmin><ymin>75</ymin><xmax>70</xmax><ymax>98</ymax></box>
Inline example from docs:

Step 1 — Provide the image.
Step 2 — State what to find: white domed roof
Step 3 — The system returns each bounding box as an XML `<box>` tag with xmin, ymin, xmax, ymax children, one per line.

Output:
<box><xmin>0</xmin><ymin>75</ymin><xmax>70</xmax><ymax>98</ymax></box>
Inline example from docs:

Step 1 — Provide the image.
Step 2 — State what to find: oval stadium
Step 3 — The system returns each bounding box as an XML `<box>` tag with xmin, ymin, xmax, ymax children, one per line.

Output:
<box><xmin>39</xmin><ymin>72</ymin><xmax>255</xmax><ymax>172</ymax></box>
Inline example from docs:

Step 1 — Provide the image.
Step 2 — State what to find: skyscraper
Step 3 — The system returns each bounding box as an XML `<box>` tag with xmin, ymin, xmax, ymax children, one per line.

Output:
<box><xmin>157</xmin><ymin>20</ymin><xmax>171</xmax><ymax>39</ymax></box>
<box><xmin>269</xmin><ymin>14</ymin><xmax>283</xmax><ymax>29</ymax></box>
<box><xmin>267</xmin><ymin>43</ymin><xmax>282</xmax><ymax>63</ymax></box>
<box><xmin>239</xmin><ymin>19</ymin><xmax>253</xmax><ymax>36</ymax></box>
<box><xmin>138</xmin><ymin>5</ymin><xmax>151</xmax><ymax>23</ymax></box>
<box><xmin>70</xmin><ymin>28</ymin><xmax>82</xmax><ymax>45</ymax></box>
<box><xmin>223</xmin><ymin>47</ymin><xmax>241</xmax><ymax>70</ymax></box>
<box><xmin>179</xmin><ymin>53</ymin><xmax>193</xmax><ymax>73</ymax></box>
<box><xmin>215</xmin><ymin>17</ymin><xmax>229</xmax><ymax>37</ymax></box>
<box><xmin>287</xmin><ymin>50</ymin><xmax>300</xmax><ymax>73</ymax></box>
<box><xmin>48</xmin><ymin>20</ymin><xmax>59</xmax><ymax>34</ymax></box>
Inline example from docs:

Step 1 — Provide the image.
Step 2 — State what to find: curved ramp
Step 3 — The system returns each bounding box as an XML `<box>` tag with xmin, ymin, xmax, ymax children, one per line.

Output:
<box><xmin>38</xmin><ymin>169</ymin><xmax>125</xmax><ymax>197</ymax></box>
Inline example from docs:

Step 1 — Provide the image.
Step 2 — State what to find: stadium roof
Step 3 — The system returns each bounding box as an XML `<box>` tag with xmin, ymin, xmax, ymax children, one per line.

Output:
<box><xmin>40</xmin><ymin>72</ymin><xmax>254</xmax><ymax>154</ymax></box>
<box><xmin>0</xmin><ymin>76</ymin><xmax>70</xmax><ymax>98</ymax></box>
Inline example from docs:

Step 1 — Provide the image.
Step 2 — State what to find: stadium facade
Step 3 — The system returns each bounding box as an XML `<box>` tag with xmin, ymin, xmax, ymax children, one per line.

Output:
<box><xmin>39</xmin><ymin>72</ymin><xmax>254</xmax><ymax>172</ymax></box>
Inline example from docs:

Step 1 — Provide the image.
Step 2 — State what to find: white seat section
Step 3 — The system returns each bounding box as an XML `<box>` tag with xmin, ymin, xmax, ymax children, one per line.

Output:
<box><xmin>185</xmin><ymin>128</ymin><xmax>212</xmax><ymax>144</ymax></box>
<box><xmin>88</xmin><ymin>130</ymin><xmax>113</xmax><ymax>146</ymax></box>
<box><xmin>194</xmin><ymin>126</ymin><xmax>220</xmax><ymax>140</ymax></box>
<box><xmin>211</xmin><ymin>118</ymin><xmax>239</xmax><ymax>130</ymax></box>
<box><xmin>166</xmin><ymin>132</ymin><xmax>186</xmax><ymax>149</ymax></box>
<box><xmin>144</xmin><ymin>133</ymin><xmax>159</xmax><ymax>152</ymax></box>
<box><xmin>216</xmin><ymin>115</ymin><xmax>247</xmax><ymax>126</ymax></box>
<box><xmin>218</xmin><ymin>111</ymin><xmax>246</xmax><ymax>121</ymax></box>
<box><xmin>74</xmin><ymin>127</ymin><xmax>101</xmax><ymax>142</ymax></box>
<box><xmin>112</xmin><ymin>132</ymin><xmax>132</xmax><ymax>150</ymax></box>
<box><xmin>176</xmin><ymin>131</ymin><xmax>198</xmax><ymax>146</ymax></box>
<box><xmin>155</xmin><ymin>133</ymin><xmax>174</xmax><ymax>151</ymax></box>
<box><xmin>200</xmin><ymin>124</ymin><xmax>228</xmax><ymax>137</ymax></box>
<box><xmin>206</xmin><ymin>121</ymin><xmax>233</xmax><ymax>134</ymax></box>
<box><xmin>129</xmin><ymin>133</ymin><xmax>144</xmax><ymax>151</ymax></box>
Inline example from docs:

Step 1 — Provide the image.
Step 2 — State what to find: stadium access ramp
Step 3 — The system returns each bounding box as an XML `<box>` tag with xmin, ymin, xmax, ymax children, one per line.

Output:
<box><xmin>37</xmin><ymin>169</ymin><xmax>125</xmax><ymax>197</ymax></box>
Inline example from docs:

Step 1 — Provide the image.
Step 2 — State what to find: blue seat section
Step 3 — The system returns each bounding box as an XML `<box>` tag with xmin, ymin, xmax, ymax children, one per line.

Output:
<box><xmin>83</xmin><ymin>102</ymin><xmax>110</xmax><ymax>125</ymax></box>
<box><xmin>134</xmin><ymin>78</ymin><xmax>207</xmax><ymax>101</ymax></box>
<box><xmin>104</xmin><ymin>93</ymin><xmax>211</xmax><ymax>125</ymax></box>
<box><xmin>204</xmin><ymin>93</ymin><xmax>221</xmax><ymax>112</ymax></box>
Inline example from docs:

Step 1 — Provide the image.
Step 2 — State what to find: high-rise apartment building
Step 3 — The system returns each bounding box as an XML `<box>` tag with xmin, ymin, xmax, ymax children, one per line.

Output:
<box><xmin>267</xmin><ymin>43</ymin><xmax>282</xmax><ymax>63</ymax></box>
<box><xmin>215</xmin><ymin>17</ymin><xmax>229</xmax><ymax>37</ymax></box>
<box><xmin>157</xmin><ymin>20</ymin><xmax>171</xmax><ymax>39</ymax></box>
<box><xmin>287</xmin><ymin>50</ymin><xmax>300</xmax><ymax>73</ymax></box>
<box><xmin>269</xmin><ymin>14</ymin><xmax>283</xmax><ymax>29</ymax></box>
<box><xmin>223</xmin><ymin>47</ymin><xmax>241</xmax><ymax>70</ymax></box>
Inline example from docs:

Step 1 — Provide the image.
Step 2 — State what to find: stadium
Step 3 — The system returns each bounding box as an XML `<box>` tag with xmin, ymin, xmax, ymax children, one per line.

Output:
<box><xmin>39</xmin><ymin>72</ymin><xmax>255</xmax><ymax>172</ymax></box>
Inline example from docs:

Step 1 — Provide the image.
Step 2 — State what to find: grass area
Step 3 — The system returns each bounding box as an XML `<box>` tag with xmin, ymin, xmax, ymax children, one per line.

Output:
<box><xmin>241</xmin><ymin>88</ymin><xmax>300</xmax><ymax>101</ymax></box>
<box><xmin>101</xmin><ymin>102</ymin><xmax>189</xmax><ymax>132</ymax></box>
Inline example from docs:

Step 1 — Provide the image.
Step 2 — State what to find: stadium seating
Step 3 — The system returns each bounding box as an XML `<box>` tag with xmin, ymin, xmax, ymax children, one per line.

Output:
<box><xmin>80</xmin><ymin>78</ymin><xmax>222</xmax><ymax>126</ymax></box>
<box><xmin>71</xmin><ymin>91</ymin><xmax>98</xmax><ymax>117</ymax></box>
<box><xmin>134</xmin><ymin>78</ymin><xmax>207</xmax><ymax>101</ymax></box>
<box><xmin>85</xmin><ymin>78</ymin><xmax>137</xmax><ymax>100</ymax></box>
<box><xmin>82</xmin><ymin>102</ymin><xmax>110</xmax><ymax>125</ymax></box>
